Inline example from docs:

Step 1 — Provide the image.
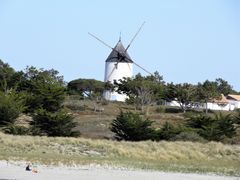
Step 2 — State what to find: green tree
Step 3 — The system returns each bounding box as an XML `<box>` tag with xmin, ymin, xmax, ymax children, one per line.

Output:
<box><xmin>215</xmin><ymin>78</ymin><xmax>235</xmax><ymax>95</ymax></box>
<box><xmin>156</xmin><ymin>122</ymin><xmax>182</xmax><ymax>140</ymax></box>
<box><xmin>215</xmin><ymin>113</ymin><xmax>237</xmax><ymax>139</ymax></box>
<box><xmin>196</xmin><ymin>80</ymin><xmax>220</xmax><ymax>114</ymax></box>
<box><xmin>19</xmin><ymin>67</ymin><xmax>65</xmax><ymax>112</ymax></box>
<box><xmin>110</xmin><ymin>111</ymin><xmax>155</xmax><ymax>141</ymax></box>
<box><xmin>31</xmin><ymin>108</ymin><xmax>80</xmax><ymax>137</ymax></box>
<box><xmin>115</xmin><ymin>72</ymin><xmax>164</xmax><ymax>114</ymax></box>
<box><xmin>0</xmin><ymin>59</ymin><xmax>15</xmax><ymax>93</ymax></box>
<box><xmin>165</xmin><ymin>83</ymin><xmax>196</xmax><ymax>113</ymax></box>
<box><xmin>68</xmin><ymin>78</ymin><xmax>105</xmax><ymax>99</ymax></box>
<box><xmin>187</xmin><ymin>114</ymin><xmax>221</xmax><ymax>141</ymax></box>
<box><xmin>186</xmin><ymin>113</ymin><xmax>237</xmax><ymax>141</ymax></box>
<box><xmin>0</xmin><ymin>90</ymin><xmax>25</xmax><ymax>126</ymax></box>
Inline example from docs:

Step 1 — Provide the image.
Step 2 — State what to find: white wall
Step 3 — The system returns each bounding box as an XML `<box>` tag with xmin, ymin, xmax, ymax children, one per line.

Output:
<box><xmin>204</xmin><ymin>103</ymin><xmax>235</xmax><ymax>111</ymax></box>
<box><xmin>228</xmin><ymin>100</ymin><xmax>240</xmax><ymax>109</ymax></box>
<box><xmin>165</xmin><ymin>101</ymin><xmax>235</xmax><ymax>111</ymax></box>
<box><xmin>165</xmin><ymin>100</ymin><xmax>180</xmax><ymax>107</ymax></box>
<box><xmin>103</xmin><ymin>62</ymin><xmax>133</xmax><ymax>101</ymax></box>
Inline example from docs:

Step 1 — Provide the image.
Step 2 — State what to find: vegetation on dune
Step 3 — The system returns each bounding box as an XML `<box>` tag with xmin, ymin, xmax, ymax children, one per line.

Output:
<box><xmin>31</xmin><ymin>108</ymin><xmax>80</xmax><ymax>137</ymax></box>
<box><xmin>0</xmin><ymin>59</ymin><xmax>240</xmax><ymax>142</ymax></box>
<box><xmin>186</xmin><ymin>113</ymin><xmax>237</xmax><ymax>141</ymax></box>
<box><xmin>1</xmin><ymin>59</ymin><xmax>240</xmax><ymax>175</ymax></box>
<box><xmin>0</xmin><ymin>132</ymin><xmax>239</xmax><ymax>175</ymax></box>
<box><xmin>110</xmin><ymin>111</ymin><xmax>240</xmax><ymax>142</ymax></box>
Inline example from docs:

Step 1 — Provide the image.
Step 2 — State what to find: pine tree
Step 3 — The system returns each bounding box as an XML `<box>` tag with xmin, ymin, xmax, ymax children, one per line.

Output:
<box><xmin>110</xmin><ymin>111</ymin><xmax>155</xmax><ymax>141</ymax></box>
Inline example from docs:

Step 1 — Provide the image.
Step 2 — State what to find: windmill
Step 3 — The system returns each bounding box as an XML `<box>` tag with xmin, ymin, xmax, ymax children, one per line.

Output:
<box><xmin>89</xmin><ymin>22</ymin><xmax>152</xmax><ymax>101</ymax></box>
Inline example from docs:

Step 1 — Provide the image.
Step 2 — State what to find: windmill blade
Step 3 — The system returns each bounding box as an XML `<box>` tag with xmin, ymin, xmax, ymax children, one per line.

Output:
<box><xmin>125</xmin><ymin>22</ymin><xmax>146</xmax><ymax>52</ymax></box>
<box><xmin>88</xmin><ymin>32</ymin><xmax>114</xmax><ymax>50</ymax></box>
<box><xmin>124</xmin><ymin>57</ymin><xmax>152</xmax><ymax>76</ymax></box>
<box><xmin>133</xmin><ymin>61</ymin><xmax>153</xmax><ymax>76</ymax></box>
<box><xmin>88</xmin><ymin>32</ymin><xmax>123</xmax><ymax>65</ymax></box>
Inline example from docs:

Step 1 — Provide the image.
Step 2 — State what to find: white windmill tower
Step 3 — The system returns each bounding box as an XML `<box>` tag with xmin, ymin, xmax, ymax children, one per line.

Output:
<box><xmin>89</xmin><ymin>22</ymin><xmax>152</xmax><ymax>101</ymax></box>
<box><xmin>103</xmin><ymin>39</ymin><xmax>133</xmax><ymax>101</ymax></box>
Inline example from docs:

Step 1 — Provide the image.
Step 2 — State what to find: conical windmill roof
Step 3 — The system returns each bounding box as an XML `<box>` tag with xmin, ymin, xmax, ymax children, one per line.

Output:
<box><xmin>105</xmin><ymin>40</ymin><xmax>133</xmax><ymax>63</ymax></box>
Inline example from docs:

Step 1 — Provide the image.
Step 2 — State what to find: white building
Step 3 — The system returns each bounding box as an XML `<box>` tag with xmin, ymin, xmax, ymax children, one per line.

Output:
<box><xmin>205</xmin><ymin>94</ymin><xmax>235</xmax><ymax>111</ymax></box>
<box><xmin>227</xmin><ymin>94</ymin><xmax>240</xmax><ymax>109</ymax></box>
<box><xmin>165</xmin><ymin>94</ymin><xmax>238</xmax><ymax>111</ymax></box>
<box><xmin>103</xmin><ymin>40</ymin><xmax>133</xmax><ymax>101</ymax></box>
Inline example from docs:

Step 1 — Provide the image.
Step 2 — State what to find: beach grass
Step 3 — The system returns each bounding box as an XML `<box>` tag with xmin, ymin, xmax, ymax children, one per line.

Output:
<box><xmin>0</xmin><ymin>132</ymin><xmax>239</xmax><ymax>176</ymax></box>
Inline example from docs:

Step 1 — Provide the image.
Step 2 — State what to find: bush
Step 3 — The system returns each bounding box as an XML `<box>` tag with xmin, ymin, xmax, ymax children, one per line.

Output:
<box><xmin>31</xmin><ymin>109</ymin><xmax>80</xmax><ymax>137</ymax></box>
<box><xmin>64</xmin><ymin>100</ymin><xmax>87</xmax><ymax>111</ymax></box>
<box><xmin>110</xmin><ymin>111</ymin><xmax>156</xmax><ymax>141</ymax></box>
<box><xmin>156</xmin><ymin>122</ymin><xmax>182</xmax><ymax>140</ymax></box>
<box><xmin>233</xmin><ymin>110</ymin><xmax>240</xmax><ymax>126</ymax></box>
<box><xmin>3</xmin><ymin>123</ymin><xmax>29</xmax><ymax>135</ymax></box>
<box><xmin>170</xmin><ymin>131</ymin><xmax>206</xmax><ymax>142</ymax></box>
<box><xmin>0</xmin><ymin>91</ymin><xmax>25</xmax><ymax>126</ymax></box>
<box><xmin>222</xmin><ymin>136</ymin><xmax>240</xmax><ymax>145</ymax></box>
<box><xmin>187</xmin><ymin>113</ymin><xmax>237</xmax><ymax>141</ymax></box>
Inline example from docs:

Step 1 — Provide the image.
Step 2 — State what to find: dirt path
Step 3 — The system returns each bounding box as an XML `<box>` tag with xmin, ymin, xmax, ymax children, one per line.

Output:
<box><xmin>0</xmin><ymin>161</ymin><xmax>238</xmax><ymax>180</ymax></box>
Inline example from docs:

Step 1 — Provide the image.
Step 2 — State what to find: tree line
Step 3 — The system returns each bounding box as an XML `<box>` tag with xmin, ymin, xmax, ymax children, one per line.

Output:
<box><xmin>1</xmin><ymin>59</ymin><xmax>239</xmax><ymax>139</ymax></box>
<box><xmin>69</xmin><ymin>71</ymin><xmax>239</xmax><ymax>114</ymax></box>
<box><xmin>0</xmin><ymin>60</ymin><xmax>79</xmax><ymax>136</ymax></box>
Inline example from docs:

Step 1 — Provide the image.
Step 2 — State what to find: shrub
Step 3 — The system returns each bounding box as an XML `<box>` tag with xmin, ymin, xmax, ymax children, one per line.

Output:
<box><xmin>31</xmin><ymin>108</ymin><xmax>80</xmax><ymax>137</ymax></box>
<box><xmin>0</xmin><ymin>91</ymin><xmax>25</xmax><ymax>126</ymax></box>
<box><xmin>64</xmin><ymin>100</ymin><xmax>87</xmax><ymax>111</ymax></box>
<box><xmin>156</xmin><ymin>122</ymin><xmax>182</xmax><ymax>140</ymax></box>
<box><xmin>221</xmin><ymin>136</ymin><xmax>240</xmax><ymax>145</ymax></box>
<box><xmin>3</xmin><ymin>123</ymin><xmax>29</xmax><ymax>135</ymax></box>
<box><xmin>187</xmin><ymin>113</ymin><xmax>237</xmax><ymax>141</ymax></box>
<box><xmin>233</xmin><ymin>110</ymin><xmax>240</xmax><ymax>127</ymax></box>
<box><xmin>215</xmin><ymin>113</ymin><xmax>236</xmax><ymax>138</ymax></box>
<box><xmin>170</xmin><ymin>131</ymin><xmax>206</xmax><ymax>142</ymax></box>
<box><xmin>110</xmin><ymin>111</ymin><xmax>156</xmax><ymax>141</ymax></box>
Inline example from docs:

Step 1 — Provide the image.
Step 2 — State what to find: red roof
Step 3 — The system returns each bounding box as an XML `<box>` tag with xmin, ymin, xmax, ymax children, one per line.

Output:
<box><xmin>227</xmin><ymin>94</ymin><xmax>240</xmax><ymax>101</ymax></box>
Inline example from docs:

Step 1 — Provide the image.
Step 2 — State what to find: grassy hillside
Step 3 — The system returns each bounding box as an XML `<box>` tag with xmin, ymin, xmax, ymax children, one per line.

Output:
<box><xmin>5</xmin><ymin>99</ymin><xmax>239</xmax><ymax>175</ymax></box>
<box><xmin>63</xmin><ymin>99</ymin><xmax>187</xmax><ymax>139</ymax></box>
<box><xmin>63</xmin><ymin>99</ymin><xmax>240</xmax><ymax>142</ymax></box>
<box><xmin>0</xmin><ymin>132</ymin><xmax>239</xmax><ymax>176</ymax></box>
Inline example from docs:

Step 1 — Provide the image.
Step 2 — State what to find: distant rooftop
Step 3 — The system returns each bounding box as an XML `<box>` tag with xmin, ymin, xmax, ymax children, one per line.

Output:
<box><xmin>227</xmin><ymin>94</ymin><xmax>240</xmax><ymax>101</ymax></box>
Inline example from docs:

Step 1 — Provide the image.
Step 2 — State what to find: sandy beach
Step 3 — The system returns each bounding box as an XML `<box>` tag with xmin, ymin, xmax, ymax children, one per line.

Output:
<box><xmin>0</xmin><ymin>161</ymin><xmax>239</xmax><ymax>180</ymax></box>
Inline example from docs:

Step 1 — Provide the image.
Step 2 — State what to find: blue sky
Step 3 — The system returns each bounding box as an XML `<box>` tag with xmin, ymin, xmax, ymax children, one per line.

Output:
<box><xmin>0</xmin><ymin>0</ymin><xmax>239</xmax><ymax>90</ymax></box>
